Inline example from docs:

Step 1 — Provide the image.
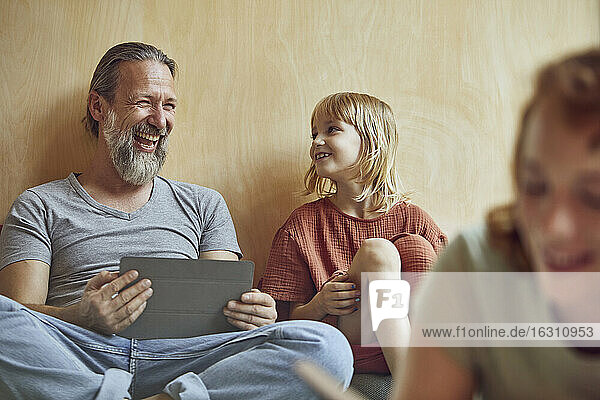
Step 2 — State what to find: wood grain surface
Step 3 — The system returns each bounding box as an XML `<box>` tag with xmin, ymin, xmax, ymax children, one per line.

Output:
<box><xmin>1</xmin><ymin>0</ymin><xmax>598</xmax><ymax>284</ymax></box>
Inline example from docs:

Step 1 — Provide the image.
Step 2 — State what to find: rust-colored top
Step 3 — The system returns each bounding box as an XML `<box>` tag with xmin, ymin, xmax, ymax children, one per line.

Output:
<box><xmin>261</xmin><ymin>198</ymin><xmax>447</xmax><ymax>373</ymax></box>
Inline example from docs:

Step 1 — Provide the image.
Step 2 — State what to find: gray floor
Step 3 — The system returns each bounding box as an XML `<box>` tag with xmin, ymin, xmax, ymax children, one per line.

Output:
<box><xmin>349</xmin><ymin>374</ymin><xmax>393</xmax><ymax>400</ymax></box>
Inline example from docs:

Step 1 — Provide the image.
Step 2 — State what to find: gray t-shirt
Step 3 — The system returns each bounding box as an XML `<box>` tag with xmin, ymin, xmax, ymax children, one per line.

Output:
<box><xmin>0</xmin><ymin>173</ymin><xmax>242</xmax><ymax>307</ymax></box>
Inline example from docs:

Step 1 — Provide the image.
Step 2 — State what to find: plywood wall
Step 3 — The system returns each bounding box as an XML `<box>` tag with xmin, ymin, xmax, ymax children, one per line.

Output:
<box><xmin>1</xmin><ymin>0</ymin><xmax>598</xmax><ymax>284</ymax></box>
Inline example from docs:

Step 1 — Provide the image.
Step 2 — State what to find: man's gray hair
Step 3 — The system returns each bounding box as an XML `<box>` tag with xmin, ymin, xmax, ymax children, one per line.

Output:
<box><xmin>84</xmin><ymin>42</ymin><xmax>177</xmax><ymax>137</ymax></box>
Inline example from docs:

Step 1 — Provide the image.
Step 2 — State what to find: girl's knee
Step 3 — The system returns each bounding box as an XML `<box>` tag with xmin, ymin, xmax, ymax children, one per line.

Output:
<box><xmin>354</xmin><ymin>238</ymin><xmax>400</xmax><ymax>272</ymax></box>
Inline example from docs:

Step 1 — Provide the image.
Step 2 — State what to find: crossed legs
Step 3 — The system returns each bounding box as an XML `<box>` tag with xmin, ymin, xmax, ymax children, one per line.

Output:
<box><xmin>0</xmin><ymin>294</ymin><xmax>353</xmax><ymax>400</ymax></box>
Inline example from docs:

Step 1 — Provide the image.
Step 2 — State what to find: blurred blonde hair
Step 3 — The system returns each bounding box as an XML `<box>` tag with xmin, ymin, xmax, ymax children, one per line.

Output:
<box><xmin>487</xmin><ymin>49</ymin><xmax>600</xmax><ymax>270</ymax></box>
<box><xmin>304</xmin><ymin>92</ymin><xmax>409</xmax><ymax>213</ymax></box>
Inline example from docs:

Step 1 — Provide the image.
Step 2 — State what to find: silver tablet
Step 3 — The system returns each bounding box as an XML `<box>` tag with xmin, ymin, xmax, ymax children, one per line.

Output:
<box><xmin>118</xmin><ymin>257</ymin><xmax>254</xmax><ymax>339</ymax></box>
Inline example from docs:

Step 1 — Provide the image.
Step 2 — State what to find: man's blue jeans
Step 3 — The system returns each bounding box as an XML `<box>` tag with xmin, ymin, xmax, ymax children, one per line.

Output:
<box><xmin>0</xmin><ymin>295</ymin><xmax>353</xmax><ymax>399</ymax></box>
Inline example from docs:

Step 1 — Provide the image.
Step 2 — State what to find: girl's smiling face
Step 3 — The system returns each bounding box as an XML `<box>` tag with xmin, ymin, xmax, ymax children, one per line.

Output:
<box><xmin>515</xmin><ymin>100</ymin><xmax>600</xmax><ymax>274</ymax></box>
<box><xmin>310</xmin><ymin>118</ymin><xmax>362</xmax><ymax>184</ymax></box>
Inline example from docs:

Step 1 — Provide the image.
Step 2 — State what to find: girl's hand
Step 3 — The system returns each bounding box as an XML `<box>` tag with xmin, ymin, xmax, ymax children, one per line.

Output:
<box><xmin>314</xmin><ymin>273</ymin><xmax>361</xmax><ymax>316</ymax></box>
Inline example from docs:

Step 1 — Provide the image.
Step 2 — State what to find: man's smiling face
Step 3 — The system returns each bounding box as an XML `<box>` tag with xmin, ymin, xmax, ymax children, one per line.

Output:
<box><xmin>101</xmin><ymin>60</ymin><xmax>177</xmax><ymax>185</ymax></box>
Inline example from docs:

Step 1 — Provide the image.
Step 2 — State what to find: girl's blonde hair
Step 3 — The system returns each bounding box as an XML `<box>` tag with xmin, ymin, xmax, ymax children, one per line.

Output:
<box><xmin>304</xmin><ymin>92</ymin><xmax>409</xmax><ymax>213</ymax></box>
<box><xmin>487</xmin><ymin>49</ymin><xmax>600</xmax><ymax>270</ymax></box>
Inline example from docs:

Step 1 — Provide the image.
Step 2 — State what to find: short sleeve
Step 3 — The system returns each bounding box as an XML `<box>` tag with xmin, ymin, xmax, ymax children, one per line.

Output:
<box><xmin>260</xmin><ymin>228</ymin><xmax>316</xmax><ymax>305</ymax></box>
<box><xmin>198</xmin><ymin>190</ymin><xmax>242</xmax><ymax>259</ymax></box>
<box><xmin>408</xmin><ymin>204</ymin><xmax>448</xmax><ymax>254</ymax></box>
<box><xmin>0</xmin><ymin>190</ymin><xmax>52</xmax><ymax>270</ymax></box>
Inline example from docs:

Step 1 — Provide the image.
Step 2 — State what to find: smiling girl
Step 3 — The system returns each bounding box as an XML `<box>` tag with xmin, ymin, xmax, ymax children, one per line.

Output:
<box><xmin>260</xmin><ymin>92</ymin><xmax>447</xmax><ymax>379</ymax></box>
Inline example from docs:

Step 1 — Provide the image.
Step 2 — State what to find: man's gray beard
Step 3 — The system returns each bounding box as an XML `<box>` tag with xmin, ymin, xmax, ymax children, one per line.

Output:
<box><xmin>102</xmin><ymin>111</ymin><xmax>169</xmax><ymax>186</ymax></box>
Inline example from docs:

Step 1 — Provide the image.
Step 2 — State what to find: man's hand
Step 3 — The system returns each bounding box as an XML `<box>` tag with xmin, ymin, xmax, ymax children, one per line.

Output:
<box><xmin>223</xmin><ymin>289</ymin><xmax>277</xmax><ymax>330</ymax></box>
<box><xmin>313</xmin><ymin>273</ymin><xmax>360</xmax><ymax>316</ymax></box>
<box><xmin>76</xmin><ymin>270</ymin><xmax>153</xmax><ymax>335</ymax></box>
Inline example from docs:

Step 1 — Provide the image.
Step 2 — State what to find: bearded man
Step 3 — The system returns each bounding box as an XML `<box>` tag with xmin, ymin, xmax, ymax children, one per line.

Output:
<box><xmin>0</xmin><ymin>42</ymin><xmax>352</xmax><ymax>400</ymax></box>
